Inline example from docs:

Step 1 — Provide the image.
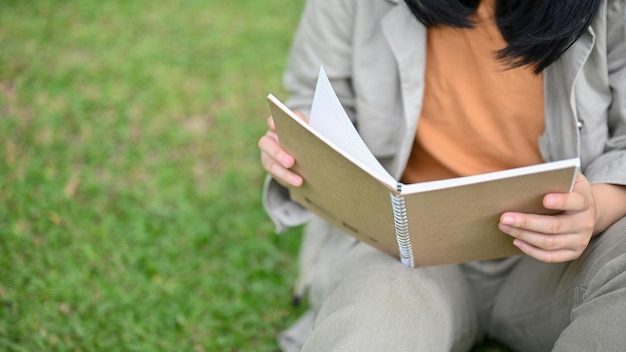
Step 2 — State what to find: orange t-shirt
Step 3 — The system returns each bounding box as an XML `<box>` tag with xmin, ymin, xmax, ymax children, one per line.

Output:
<box><xmin>401</xmin><ymin>0</ymin><xmax>545</xmax><ymax>184</ymax></box>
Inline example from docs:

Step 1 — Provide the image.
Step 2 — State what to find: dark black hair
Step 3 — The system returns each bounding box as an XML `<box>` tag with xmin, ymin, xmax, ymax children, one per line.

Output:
<box><xmin>404</xmin><ymin>0</ymin><xmax>602</xmax><ymax>73</ymax></box>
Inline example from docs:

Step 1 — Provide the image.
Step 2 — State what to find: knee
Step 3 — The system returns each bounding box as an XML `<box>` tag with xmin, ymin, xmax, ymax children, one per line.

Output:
<box><xmin>305</xmin><ymin>263</ymin><xmax>476</xmax><ymax>352</ymax></box>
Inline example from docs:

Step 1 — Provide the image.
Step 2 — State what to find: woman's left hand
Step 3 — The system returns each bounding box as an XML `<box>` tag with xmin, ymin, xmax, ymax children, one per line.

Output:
<box><xmin>498</xmin><ymin>172</ymin><xmax>596</xmax><ymax>263</ymax></box>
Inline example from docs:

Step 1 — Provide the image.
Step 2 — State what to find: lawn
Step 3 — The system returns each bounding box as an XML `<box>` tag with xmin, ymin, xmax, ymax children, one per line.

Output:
<box><xmin>0</xmin><ymin>0</ymin><xmax>511</xmax><ymax>351</ymax></box>
<box><xmin>1</xmin><ymin>0</ymin><xmax>306</xmax><ymax>350</ymax></box>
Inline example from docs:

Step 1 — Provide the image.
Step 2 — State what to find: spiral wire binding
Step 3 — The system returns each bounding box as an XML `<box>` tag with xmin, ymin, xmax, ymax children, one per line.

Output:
<box><xmin>390</xmin><ymin>184</ymin><xmax>414</xmax><ymax>268</ymax></box>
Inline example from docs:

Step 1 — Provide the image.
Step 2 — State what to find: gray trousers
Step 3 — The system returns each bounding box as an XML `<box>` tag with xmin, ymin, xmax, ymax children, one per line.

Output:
<box><xmin>279</xmin><ymin>216</ymin><xmax>626</xmax><ymax>352</ymax></box>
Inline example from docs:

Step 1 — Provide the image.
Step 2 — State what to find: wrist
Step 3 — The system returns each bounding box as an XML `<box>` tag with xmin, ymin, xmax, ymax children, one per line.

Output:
<box><xmin>591</xmin><ymin>183</ymin><xmax>626</xmax><ymax>236</ymax></box>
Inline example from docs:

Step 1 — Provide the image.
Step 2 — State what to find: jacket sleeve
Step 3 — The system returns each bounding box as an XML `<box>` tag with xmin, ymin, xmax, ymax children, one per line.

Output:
<box><xmin>262</xmin><ymin>176</ymin><xmax>313</xmax><ymax>233</ymax></box>
<box><xmin>585</xmin><ymin>0</ymin><xmax>626</xmax><ymax>185</ymax></box>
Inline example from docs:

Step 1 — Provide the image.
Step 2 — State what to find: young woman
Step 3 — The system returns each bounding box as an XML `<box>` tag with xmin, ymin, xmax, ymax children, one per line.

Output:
<box><xmin>259</xmin><ymin>0</ymin><xmax>626</xmax><ymax>350</ymax></box>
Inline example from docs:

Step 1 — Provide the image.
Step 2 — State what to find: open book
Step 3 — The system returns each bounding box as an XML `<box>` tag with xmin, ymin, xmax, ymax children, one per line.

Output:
<box><xmin>267</xmin><ymin>68</ymin><xmax>579</xmax><ymax>267</ymax></box>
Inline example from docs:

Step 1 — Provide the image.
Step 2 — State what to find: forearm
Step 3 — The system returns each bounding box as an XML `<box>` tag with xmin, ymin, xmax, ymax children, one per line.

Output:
<box><xmin>592</xmin><ymin>183</ymin><xmax>626</xmax><ymax>236</ymax></box>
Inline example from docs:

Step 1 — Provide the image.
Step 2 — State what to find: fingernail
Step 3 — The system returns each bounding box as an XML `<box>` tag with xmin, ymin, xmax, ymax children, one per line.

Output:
<box><xmin>282</xmin><ymin>156</ymin><xmax>294</xmax><ymax>167</ymax></box>
<box><xmin>545</xmin><ymin>195</ymin><xmax>557</xmax><ymax>207</ymax></box>
<box><xmin>501</xmin><ymin>215</ymin><xmax>514</xmax><ymax>225</ymax></box>
<box><xmin>291</xmin><ymin>176</ymin><xmax>303</xmax><ymax>187</ymax></box>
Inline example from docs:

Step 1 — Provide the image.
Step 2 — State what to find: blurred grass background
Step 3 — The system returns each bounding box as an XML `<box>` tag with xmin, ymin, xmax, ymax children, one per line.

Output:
<box><xmin>1</xmin><ymin>0</ymin><xmax>306</xmax><ymax>350</ymax></box>
<box><xmin>0</xmin><ymin>0</ymin><xmax>510</xmax><ymax>351</ymax></box>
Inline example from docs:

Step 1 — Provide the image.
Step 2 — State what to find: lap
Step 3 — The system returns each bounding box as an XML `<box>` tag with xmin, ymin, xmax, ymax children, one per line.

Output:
<box><xmin>297</xmin><ymin>219</ymin><xmax>480</xmax><ymax>351</ymax></box>
<box><xmin>286</xmin><ymin>216</ymin><xmax>626</xmax><ymax>351</ymax></box>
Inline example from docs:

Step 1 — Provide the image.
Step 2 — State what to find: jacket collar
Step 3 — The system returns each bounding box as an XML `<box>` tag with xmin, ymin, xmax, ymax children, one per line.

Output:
<box><xmin>541</xmin><ymin>24</ymin><xmax>595</xmax><ymax>160</ymax></box>
<box><xmin>381</xmin><ymin>2</ymin><xmax>427</xmax><ymax>176</ymax></box>
<box><xmin>381</xmin><ymin>2</ymin><xmax>426</xmax><ymax>129</ymax></box>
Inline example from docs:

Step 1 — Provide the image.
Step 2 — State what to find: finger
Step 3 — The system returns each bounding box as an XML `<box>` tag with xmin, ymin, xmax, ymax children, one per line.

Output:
<box><xmin>543</xmin><ymin>191</ymin><xmax>588</xmax><ymax>213</ymax></box>
<box><xmin>267</xmin><ymin>115</ymin><xmax>276</xmax><ymax>131</ymax></box>
<box><xmin>261</xmin><ymin>151</ymin><xmax>303</xmax><ymax>187</ymax></box>
<box><xmin>502</xmin><ymin>209</ymin><xmax>596</xmax><ymax>237</ymax></box>
<box><xmin>511</xmin><ymin>238</ymin><xmax>582</xmax><ymax>263</ymax></box>
<box><xmin>544</xmin><ymin>172</ymin><xmax>592</xmax><ymax>211</ymax></box>
<box><xmin>265</xmin><ymin>129</ymin><xmax>278</xmax><ymax>142</ymax></box>
<box><xmin>502</xmin><ymin>222</ymin><xmax>590</xmax><ymax>252</ymax></box>
<box><xmin>258</xmin><ymin>134</ymin><xmax>303</xmax><ymax>187</ymax></box>
<box><xmin>293</xmin><ymin>111</ymin><xmax>308</xmax><ymax>122</ymax></box>
<box><xmin>500</xmin><ymin>212</ymin><xmax>572</xmax><ymax>235</ymax></box>
<box><xmin>258</xmin><ymin>134</ymin><xmax>295</xmax><ymax>168</ymax></box>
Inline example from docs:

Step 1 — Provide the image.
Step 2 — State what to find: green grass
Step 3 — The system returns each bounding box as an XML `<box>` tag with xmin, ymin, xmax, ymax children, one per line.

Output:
<box><xmin>1</xmin><ymin>0</ymin><xmax>306</xmax><ymax>350</ymax></box>
<box><xmin>0</xmin><ymin>1</ymin><xmax>511</xmax><ymax>351</ymax></box>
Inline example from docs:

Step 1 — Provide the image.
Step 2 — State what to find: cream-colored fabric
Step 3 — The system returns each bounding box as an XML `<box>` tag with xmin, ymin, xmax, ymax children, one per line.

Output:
<box><xmin>277</xmin><ymin>310</ymin><xmax>316</xmax><ymax>352</ymax></box>
<box><xmin>301</xmin><ymin>241</ymin><xmax>479</xmax><ymax>352</ymax></box>
<box><xmin>283</xmin><ymin>218</ymin><xmax>626</xmax><ymax>351</ymax></box>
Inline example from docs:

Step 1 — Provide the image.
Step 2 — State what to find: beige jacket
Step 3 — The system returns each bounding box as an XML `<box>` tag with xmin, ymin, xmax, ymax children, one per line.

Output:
<box><xmin>264</xmin><ymin>0</ymin><xmax>626</xmax><ymax>232</ymax></box>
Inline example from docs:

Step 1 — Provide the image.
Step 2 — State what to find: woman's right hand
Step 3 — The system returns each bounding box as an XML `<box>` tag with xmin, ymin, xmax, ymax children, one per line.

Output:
<box><xmin>258</xmin><ymin>114</ymin><xmax>304</xmax><ymax>187</ymax></box>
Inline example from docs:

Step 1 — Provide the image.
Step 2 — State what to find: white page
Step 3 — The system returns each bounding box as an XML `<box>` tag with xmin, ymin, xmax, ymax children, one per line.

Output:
<box><xmin>309</xmin><ymin>67</ymin><xmax>395</xmax><ymax>186</ymax></box>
